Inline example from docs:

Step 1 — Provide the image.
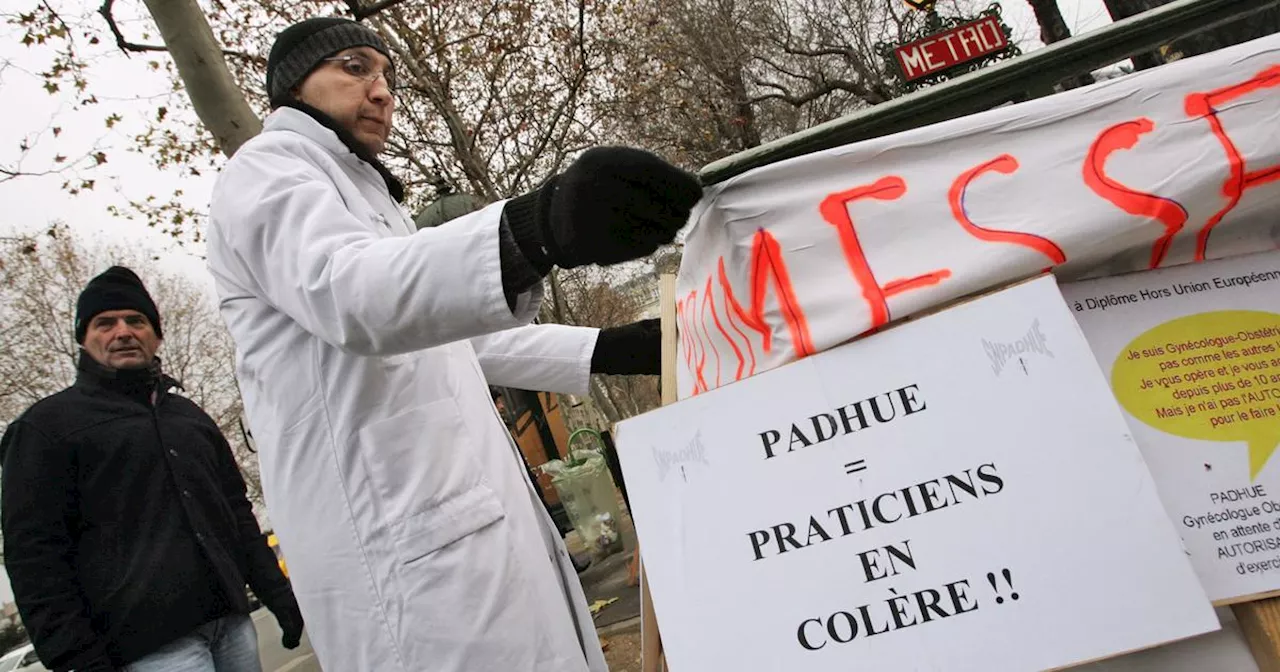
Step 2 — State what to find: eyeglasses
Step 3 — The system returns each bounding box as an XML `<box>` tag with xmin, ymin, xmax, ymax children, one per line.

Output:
<box><xmin>323</xmin><ymin>55</ymin><xmax>397</xmax><ymax>91</ymax></box>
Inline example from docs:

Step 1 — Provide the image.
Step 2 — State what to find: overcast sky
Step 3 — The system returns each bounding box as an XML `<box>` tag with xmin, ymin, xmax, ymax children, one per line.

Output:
<box><xmin>0</xmin><ymin>0</ymin><xmax>1113</xmax><ymax>607</ymax></box>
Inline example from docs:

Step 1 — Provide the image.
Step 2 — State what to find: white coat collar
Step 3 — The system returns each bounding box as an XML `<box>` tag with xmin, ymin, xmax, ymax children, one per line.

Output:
<box><xmin>264</xmin><ymin>107</ymin><xmax>353</xmax><ymax>158</ymax></box>
<box><xmin>262</xmin><ymin>105</ymin><xmax>406</xmax><ymax>203</ymax></box>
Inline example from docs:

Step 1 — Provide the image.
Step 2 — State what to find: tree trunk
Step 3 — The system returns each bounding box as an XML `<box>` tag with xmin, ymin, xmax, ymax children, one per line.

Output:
<box><xmin>1100</xmin><ymin>0</ymin><xmax>1169</xmax><ymax>70</ymax></box>
<box><xmin>544</xmin><ymin>271</ymin><xmax>624</xmax><ymax>427</ymax></box>
<box><xmin>728</xmin><ymin>66</ymin><xmax>763</xmax><ymax>149</ymax></box>
<box><xmin>139</xmin><ymin>0</ymin><xmax>261</xmax><ymax>157</ymax></box>
<box><xmin>1025</xmin><ymin>0</ymin><xmax>1096</xmax><ymax>89</ymax></box>
<box><xmin>589</xmin><ymin>376</ymin><xmax>624</xmax><ymax>426</ymax></box>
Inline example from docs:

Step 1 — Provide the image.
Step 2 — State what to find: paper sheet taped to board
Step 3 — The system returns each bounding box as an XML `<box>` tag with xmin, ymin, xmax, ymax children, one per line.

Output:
<box><xmin>1063</xmin><ymin>249</ymin><xmax>1280</xmax><ymax>604</ymax></box>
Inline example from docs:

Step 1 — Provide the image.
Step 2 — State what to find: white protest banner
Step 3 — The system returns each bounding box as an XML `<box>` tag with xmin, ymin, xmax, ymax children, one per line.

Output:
<box><xmin>674</xmin><ymin>32</ymin><xmax>1280</xmax><ymax>400</ymax></box>
<box><xmin>1061</xmin><ymin>249</ymin><xmax>1280</xmax><ymax>605</ymax></box>
<box><xmin>616</xmin><ymin>275</ymin><xmax>1218</xmax><ymax>671</ymax></box>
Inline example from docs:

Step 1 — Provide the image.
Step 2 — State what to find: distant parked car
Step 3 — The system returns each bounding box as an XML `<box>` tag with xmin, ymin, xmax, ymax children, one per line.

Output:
<box><xmin>0</xmin><ymin>644</ymin><xmax>47</xmax><ymax>672</ymax></box>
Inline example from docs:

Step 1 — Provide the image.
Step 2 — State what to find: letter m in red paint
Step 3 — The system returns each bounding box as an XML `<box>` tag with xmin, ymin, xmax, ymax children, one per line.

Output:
<box><xmin>720</xmin><ymin>229</ymin><xmax>816</xmax><ymax>360</ymax></box>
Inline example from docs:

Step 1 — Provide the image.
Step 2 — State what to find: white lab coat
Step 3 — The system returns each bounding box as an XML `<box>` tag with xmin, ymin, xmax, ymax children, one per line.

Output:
<box><xmin>206</xmin><ymin>107</ymin><xmax>609</xmax><ymax>672</ymax></box>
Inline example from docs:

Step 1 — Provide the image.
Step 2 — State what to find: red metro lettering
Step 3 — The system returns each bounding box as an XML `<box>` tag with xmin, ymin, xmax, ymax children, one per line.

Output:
<box><xmin>819</xmin><ymin>176</ymin><xmax>952</xmax><ymax>330</ymax></box>
<box><xmin>1083</xmin><ymin>118</ymin><xmax>1188</xmax><ymax>269</ymax></box>
<box><xmin>1185</xmin><ymin>64</ymin><xmax>1280</xmax><ymax>261</ymax></box>
<box><xmin>949</xmin><ymin>154</ymin><xmax>1067</xmax><ymax>270</ymax></box>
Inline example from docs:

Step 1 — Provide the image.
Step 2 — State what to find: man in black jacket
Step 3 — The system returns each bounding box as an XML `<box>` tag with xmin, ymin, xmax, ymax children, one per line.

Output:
<box><xmin>0</xmin><ymin>266</ymin><xmax>304</xmax><ymax>672</ymax></box>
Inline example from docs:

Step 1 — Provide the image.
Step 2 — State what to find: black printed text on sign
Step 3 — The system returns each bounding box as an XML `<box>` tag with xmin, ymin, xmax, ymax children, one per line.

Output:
<box><xmin>894</xmin><ymin>15</ymin><xmax>1008</xmax><ymax>82</ymax></box>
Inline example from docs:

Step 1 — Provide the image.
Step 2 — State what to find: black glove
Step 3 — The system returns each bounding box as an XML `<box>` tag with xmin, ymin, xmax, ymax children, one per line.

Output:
<box><xmin>503</xmin><ymin>147</ymin><xmax>702</xmax><ymax>270</ymax></box>
<box><xmin>266</xmin><ymin>589</ymin><xmax>305</xmax><ymax>650</ymax></box>
<box><xmin>591</xmin><ymin>319</ymin><xmax>661</xmax><ymax>375</ymax></box>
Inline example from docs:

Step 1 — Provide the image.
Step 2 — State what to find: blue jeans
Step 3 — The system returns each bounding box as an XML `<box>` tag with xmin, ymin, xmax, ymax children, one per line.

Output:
<box><xmin>124</xmin><ymin>614</ymin><xmax>263</xmax><ymax>672</ymax></box>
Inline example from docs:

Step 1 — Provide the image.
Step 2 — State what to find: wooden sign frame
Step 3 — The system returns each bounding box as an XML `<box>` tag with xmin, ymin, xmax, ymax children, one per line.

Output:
<box><xmin>638</xmin><ymin>272</ymin><xmax>678</xmax><ymax>672</ymax></box>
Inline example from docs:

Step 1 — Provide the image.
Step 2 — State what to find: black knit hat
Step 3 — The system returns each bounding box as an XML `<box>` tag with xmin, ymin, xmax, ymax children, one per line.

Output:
<box><xmin>266</xmin><ymin>17</ymin><xmax>392</xmax><ymax>107</ymax></box>
<box><xmin>75</xmin><ymin>266</ymin><xmax>162</xmax><ymax>344</ymax></box>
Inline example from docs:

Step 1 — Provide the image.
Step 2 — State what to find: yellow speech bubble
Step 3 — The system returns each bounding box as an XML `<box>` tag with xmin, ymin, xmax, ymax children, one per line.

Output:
<box><xmin>1111</xmin><ymin>310</ymin><xmax>1280</xmax><ymax>480</ymax></box>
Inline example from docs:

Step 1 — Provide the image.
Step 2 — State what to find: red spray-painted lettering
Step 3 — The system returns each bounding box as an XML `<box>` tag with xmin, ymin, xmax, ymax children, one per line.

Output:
<box><xmin>699</xmin><ymin>280</ymin><xmax>725</xmax><ymax>389</ymax></box>
<box><xmin>1185</xmin><ymin>64</ymin><xmax>1280</xmax><ymax>261</ymax></box>
<box><xmin>677</xmin><ymin>294</ymin><xmax>709</xmax><ymax>395</ymax></box>
<box><xmin>819</xmin><ymin>176</ymin><xmax>951</xmax><ymax>329</ymax></box>
<box><xmin>950</xmin><ymin>154</ymin><xmax>1067</xmax><ymax>270</ymax></box>
<box><xmin>724</xmin><ymin>229</ymin><xmax>815</xmax><ymax>359</ymax></box>
<box><xmin>680</xmin><ymin>231</ymin><xmax>812</xmax><ymax>395</ymax></box>
<box><xmin>710</xmin><ymin>266</ymin><xmax>751</xmax><ymax>381</ymax></box>
<box><xmin>681</xmin><ymin>67</ymin><xmax>1277</xmax><ymax>396</ymax></box>
<box><xmin>1083</xmin><ymin>119</ymin><xmax>1188</xmax><ymax>269</ymax></box>
<box><xmin>674</xmin><ymin>299</ymin><xmax>692</xmax><ymax>391</ymax></box>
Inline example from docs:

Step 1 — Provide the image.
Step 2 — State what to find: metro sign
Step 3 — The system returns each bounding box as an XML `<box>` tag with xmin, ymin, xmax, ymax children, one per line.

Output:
<box><xmin>893</xmin><ymin>15</ymin><xmax>1010</xmax><ymax>82</ymax></box>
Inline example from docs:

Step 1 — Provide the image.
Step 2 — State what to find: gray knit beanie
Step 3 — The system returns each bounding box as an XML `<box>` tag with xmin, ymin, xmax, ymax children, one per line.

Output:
<box><xmin>266</xmin><ymin>17</ymin><xmax>392</xmax><ymax>106</ymax></box>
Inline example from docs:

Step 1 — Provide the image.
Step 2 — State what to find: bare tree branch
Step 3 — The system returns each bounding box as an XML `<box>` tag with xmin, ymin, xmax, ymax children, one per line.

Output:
<box><xmin>98</xmin><ymin>0</ymin><xmax>266</xmax><ymax>67</ymax></box>
<box><xmin>99</xmin><ymin>0</ymin><xmax>168</xmax><ymax>53</ymax></box>
<box><xmin>0</xmin><ymin>225</ymin><xmax>264</xmax><ymax>505</ymax></box>
<box><xmin>349</xmin><ymin>0</ymin><xmax>411</xmax><ymax>20</ymax></box>
<box><xmin>509</xmin><ymin>0</ymin><xmax>591</xmax><ymax>188</ymax></box>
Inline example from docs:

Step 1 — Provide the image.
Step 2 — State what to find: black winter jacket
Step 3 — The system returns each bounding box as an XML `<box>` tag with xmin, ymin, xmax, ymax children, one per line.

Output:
<box><xmin>0</xmin><ymin>354</ymin><xmax>295</xmax><ymax>671</ymax></box>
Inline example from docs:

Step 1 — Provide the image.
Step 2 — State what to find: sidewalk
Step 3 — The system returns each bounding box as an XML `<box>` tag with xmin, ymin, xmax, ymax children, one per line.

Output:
<box><xmin>273</xmin><ymin>653</ymin><xmax>320</xmax><ymax>672</ymax></box>
<box><xmin>253</xmin><ymin>609</ymin><xmax>321</xmax><ymax>672</ymax></box>
<box><xmin>572</xmin><ymin>496</ymin><xmax>643</xmax><ymax>631</ymax></box>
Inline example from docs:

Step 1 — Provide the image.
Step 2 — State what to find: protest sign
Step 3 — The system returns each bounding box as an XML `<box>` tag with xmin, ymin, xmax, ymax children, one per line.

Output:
<box><xmin>1061</xmin><ymin>249</ymin><xmax>1280</xmax><ymax>605</ymax></box>
<box><xmin>617</xmin><ymin>275</ymin><xmax>1218</xmax><ymax>671</ymax></box>
<box><xmin>673</xmin><ymin>33</ymin><xmax>1280</xmax><ymax>400</ymax></box>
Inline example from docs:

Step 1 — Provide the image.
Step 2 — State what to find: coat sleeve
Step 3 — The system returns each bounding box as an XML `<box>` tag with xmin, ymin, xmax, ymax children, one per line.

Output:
<box><xmin>206</xmin><ymin>419</ymin><xmax>293</xmax><ymax>607</ymax></box>
<box><xmin>470</xmin><ymin>324</ymin><xmax>600</xmax><ymax>395</ymax></box>
<box><xmin>208</xmin><ymin>137</ymin><xmax>540</xmax><ymax>356</ymax></box>
<box><xmin>0</xmin><ymin>421</ymin><xmax>114</xmax><ymax>672</ymax></box>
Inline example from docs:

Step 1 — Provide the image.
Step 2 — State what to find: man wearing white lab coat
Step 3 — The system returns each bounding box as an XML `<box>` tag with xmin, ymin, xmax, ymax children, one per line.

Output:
<box><xmin>205</xmin><ymin>17</ymin><xmax>697</xmax><ymax>672</ymax></box>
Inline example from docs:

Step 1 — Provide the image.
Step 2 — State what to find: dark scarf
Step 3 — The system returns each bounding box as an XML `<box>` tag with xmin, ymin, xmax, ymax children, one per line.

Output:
<box><xmin>75</xmin><ymin>351</ymin><xmax>180</xmax><ymax>404</ymax></box>
<box><xmin>278</xmin><ymin>99</ymin><xmax>405</xmax><ymax>203</ymax></box>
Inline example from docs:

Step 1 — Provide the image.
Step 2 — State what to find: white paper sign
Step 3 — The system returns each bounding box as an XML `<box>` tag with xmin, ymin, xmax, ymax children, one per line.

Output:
<box><xmin>616</xmin><ymin>276</ymin><xmax>1218</xmax><ymax>672</ymax></box>
<box><xmin>1061</xmin><ymin>250</ymin><xmax>1280</xmax><ymax>604</ymax></box>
